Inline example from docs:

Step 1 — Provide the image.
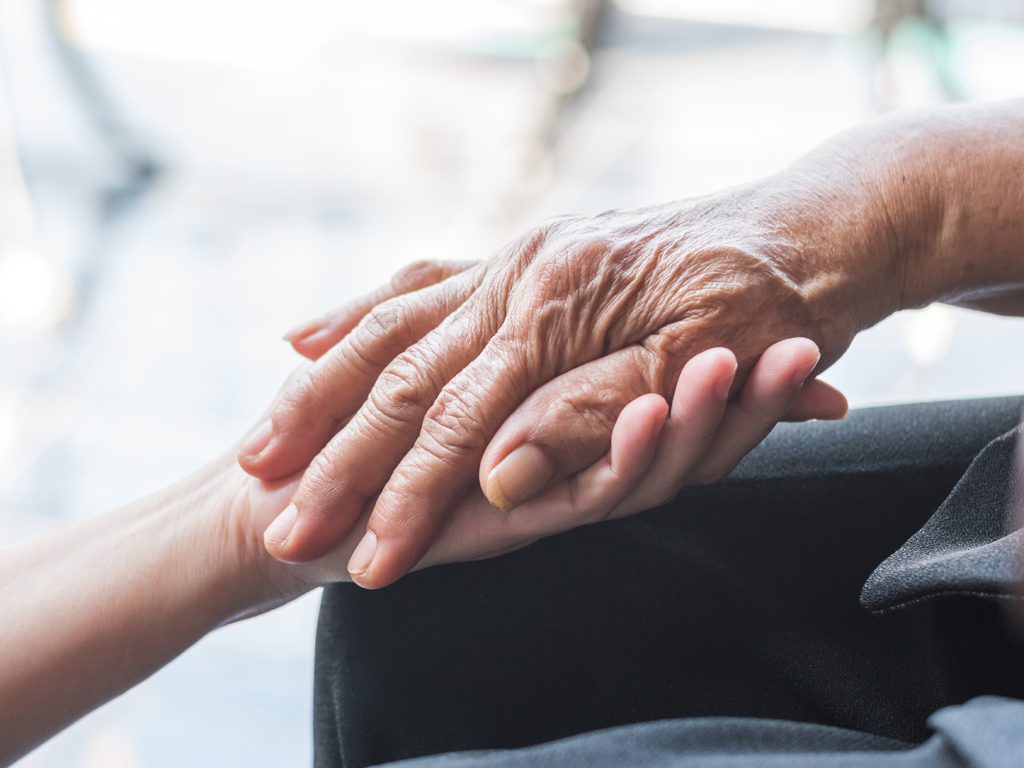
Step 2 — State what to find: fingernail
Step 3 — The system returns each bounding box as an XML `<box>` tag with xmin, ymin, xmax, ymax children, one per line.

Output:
<box><xmin>714</xmin><ymin>365</ymin><xmax>737</xmax><ymax>401</ymax></box>
<box><xmin>283</xmin><ymin>319</ymin><xmax>320</xmax><ymax>343</ymax></box>
<box><xmin>264</xmin><ymin>503</ymin><xmax>297</xmax><ymax>547</ymax></box>
<box><xmin>791</xmin><ymin>353</ymin><xmax>822</xmax><ymax>388</ymax></box>
<box><xmin>347</xmin><ymin>530</ymin><xmax>377</xmax><ymax>576</ymax></box>
<box><xmin>239</xmin><ymin>420</ymin><xmax>273</xmax><ymax>458</ymax></box>
<box><xmin>292</xmin><ymin>327</ymin><xmax>333</xmax><ymax>351</ymax></box>
<box><xmin>485</xmin><ymin>444</ymin><xmax>554</xmax><ymax>512</ymax></box>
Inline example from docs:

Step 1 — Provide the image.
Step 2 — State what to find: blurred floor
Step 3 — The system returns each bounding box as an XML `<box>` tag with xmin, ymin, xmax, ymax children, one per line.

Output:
<box><xmin>3</xmin><ymin>1</ymin><xmax>1024</xmax><ymax>766</ymax></box>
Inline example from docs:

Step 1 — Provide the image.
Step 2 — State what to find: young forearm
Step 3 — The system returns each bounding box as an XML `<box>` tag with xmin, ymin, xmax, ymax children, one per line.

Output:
<box><xmin>0</xmin><ymin>456</ymin><xmax>302</xmax><ymax>766</ymax></box>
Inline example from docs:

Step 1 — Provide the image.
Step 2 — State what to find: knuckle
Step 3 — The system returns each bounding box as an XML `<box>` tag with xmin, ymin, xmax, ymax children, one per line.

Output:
<box><xmin>371</xmin><ymin>353</ymin><xmax>438</xmax><ymax>421</ymax></box>
<box><xmin>556</xmin><ymin>378</ymin><xmax>622</xmax><ymax>437</ymax></box>
<box><xmin>422</xmin><ymin>385</ymin><xmax>489</xmax><ymax>455</ymax></box>
<box><xmin>351</xmin><ymin>297</ymin><xmax>419</xmax><ymax>365</ymax></box>
<box><xmin>566</xmin><ymin>396</ymin><xmax>619</xmax><ymax>441</ymax></box>
<box><xmin>300</xmin><ymin>449</ymin><xmax>352</xmax><ymax>509</ymax></box>
<box><xmin>364</xmin><ymin>297</ymin><xmax>415</xmax><ymax>342</ymax></box>
<box><xmin>523</xmin><ymin>392</ymin><xmax>619</xmax><ymax>471</ymax></box>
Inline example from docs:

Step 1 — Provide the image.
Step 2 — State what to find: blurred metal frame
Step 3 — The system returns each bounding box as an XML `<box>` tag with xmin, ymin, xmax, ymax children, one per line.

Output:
<box><xmin>41</xmin><ymin>0</ymin><xmax>159</xmax><ymax>213</ymax></box>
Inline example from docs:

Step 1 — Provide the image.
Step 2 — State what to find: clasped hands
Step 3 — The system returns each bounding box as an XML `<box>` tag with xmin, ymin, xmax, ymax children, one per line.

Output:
<box><xmin>239</xmin><ymin>198</ymin><xmax>855</xmax><ymax>590</ymax></box>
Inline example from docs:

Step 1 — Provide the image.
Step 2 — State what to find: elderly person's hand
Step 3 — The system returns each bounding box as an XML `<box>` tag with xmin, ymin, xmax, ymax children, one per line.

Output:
<box><xmin>241</xmin><ymin>187</ymin><xmax>868</xmax><ymax>590</ymax></box>
<box><xmin>241</xmin><ymin>98</ymin><xmax>1024</xmax><ymax>589</ymax></box>
<box><xmin>274</xmin><ymin>337</ymin><xmax>844</xmax><ymax>582</ymax></box>
<box><xmin>240</xmin><ymin>174</ymin><xmax>890</xmax><ymax>589</ymax></box>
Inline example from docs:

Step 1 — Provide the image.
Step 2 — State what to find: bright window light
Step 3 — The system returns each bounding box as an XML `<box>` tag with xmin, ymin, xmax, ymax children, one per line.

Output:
<box><xmin>899</xmin><ymin>303</ymin><xmax>958</xmax><ymax>369</ymax></box>
<box><xmin>0</xmin><ymin>248</ymin><xmax>74</xmax><ymax>334</ymax></box>
<box><xmin>953</xmin><ymin>22</ymin><xmax>1024</xmax><ymax>101</ymax></box>
<box><xmin>59</xmin><ymin>0</ymin><xmax>347</xmax><ymax>70</ymax></box>
<box><xmin>612</xmin><ymin>0</ymin><xmax>876</xmax><ymax>35</ymax></box>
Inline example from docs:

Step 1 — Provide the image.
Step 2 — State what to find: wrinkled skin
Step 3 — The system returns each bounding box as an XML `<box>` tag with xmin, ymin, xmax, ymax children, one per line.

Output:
<box><xmin>240</xmin><ymin>172</ymin><xmax>888</xmax><ymax>588</ymax></box>
<box><xmin>250</xmin><ymin>340</ymin><xmax>837</xmax><ymax>591</ymax></box>
<box><xmin>239</xmin><ymin>98</ymin><xmax>1024</xmax><ymax>589</ymax></box>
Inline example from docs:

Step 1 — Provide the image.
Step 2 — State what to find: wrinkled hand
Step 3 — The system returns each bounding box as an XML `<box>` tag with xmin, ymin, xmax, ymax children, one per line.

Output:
<box><xmin>241</xmin><ymin>192</ymin><xmax>872</xmax><ymax>588</ymax></box>
<box><xmin>244</xmin><ymin>339</ymin><xmax>846</xmax><ymax>592</ymax></box>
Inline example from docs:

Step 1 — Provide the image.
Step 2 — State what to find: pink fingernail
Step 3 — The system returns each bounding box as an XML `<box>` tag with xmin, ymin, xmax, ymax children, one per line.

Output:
<box><xmin>713</xmin><ymin>367</ymin><xmax>736</xmax><ymax>401</ymax></box>
<box><xmin>292</xmin><ymin>327</ymin><xmax>334</xmax><ymax>351</ymax></box>
<box><xmin>283</xmin><ymin>319</ymin><xmax>321</xmax><ymax>343</ymax></box>
<box><xmin>240</xmin><ymin>420</ymin><xmax>273</xmax><ymax>458</ymax></box>
<box><xmin>264</xmin><ymin>503</ymin><xmax>297</xmax><ymax>547</ymax></box>
<box><xmin>791</xmin><ymin>354</ymin><xmax>822</xmax><ymax>388</ymax></box>
<box><xmin>348</xmin><ymin>530</ymin><xmax>377</xmax><ymax>576</ymax></box>
<box><xmin>485</xmin><ymin>444</ymin><xmax>554</xmax><ymax>512</ymax></box>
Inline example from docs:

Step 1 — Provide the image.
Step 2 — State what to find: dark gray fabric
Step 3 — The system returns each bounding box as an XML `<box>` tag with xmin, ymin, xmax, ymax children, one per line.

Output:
<box><xmin>927</xmin><ymin>696</ymin><xmax>1024</xmax><ymax>768</ymax></box>
<box><xmin>861</xmin><ymin>427</ymin><xmax>1024</xmax><ymax>612</ymax></box>
<box><xmin>313</xmin><ymin>398</ymin><xmax>1024</xmax><ymax>768</ymax></box>
<box><xmin>376</xmin><ymin>718</ymin><xmax>920</xmax><ymax>768</ymax></box>
<box><xmin>378</xmin><ymin>698</ymin><xmax>1024</xmax><ymax>768</ymax></box>
<box><xmin>382</xmin><ymin>741</ymin><xmax>962</xmax><ymax>768</ymax></box>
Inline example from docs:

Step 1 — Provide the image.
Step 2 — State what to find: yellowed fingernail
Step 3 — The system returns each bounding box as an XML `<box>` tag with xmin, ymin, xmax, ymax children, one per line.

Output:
<box><xmin>347</xmin><ymin>530</ymin><xmax>377</xmax><ymax>576</ymax></box>
<box><xmin>484</xmin><ymin>444</ymin><xmax>554</xmax><ymax>512</ymax></box>
<box><xmin>264</xmin><ymin>503</ymin><xmax>297</xmax><ymax>547</ymax></box>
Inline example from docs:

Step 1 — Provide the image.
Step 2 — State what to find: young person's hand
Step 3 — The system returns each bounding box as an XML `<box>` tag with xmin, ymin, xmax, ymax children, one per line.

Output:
<box><xmin>248</xmin><ymin>338</ymin><xmax>845</xmax><ymax>589</ymax></box>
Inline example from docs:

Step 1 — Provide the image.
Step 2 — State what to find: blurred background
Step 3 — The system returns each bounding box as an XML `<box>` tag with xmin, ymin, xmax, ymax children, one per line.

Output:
<box><xmin>2</xmin><ymin>0</ymin><xmax>1024</xmax><ymax>765</ymax></box>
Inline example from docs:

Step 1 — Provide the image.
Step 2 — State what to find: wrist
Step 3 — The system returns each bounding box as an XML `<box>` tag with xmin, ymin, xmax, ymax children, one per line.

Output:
<box><xmin>779</xmin><ymin>101</ymin><xmax>1024</xmax><ymax>321</ymax></box>
<box><xmin>728</xmin><ymin>165</ymin><xmax>908</xmax><ymax>367</ymax></box>
<box><xmin>898</xmin><ymin>100</ymin><xmax>1024</xmax><ymax>309</ymax></box>
<box><xmin>174</xmin><ymin>455</ymin><xmax>314</xmax><ymax>628</ymax></box>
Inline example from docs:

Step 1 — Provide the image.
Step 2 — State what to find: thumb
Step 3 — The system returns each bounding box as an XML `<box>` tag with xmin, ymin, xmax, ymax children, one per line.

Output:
<box><xmin>479</xmin><ymin>345</ymin><xmax>737</xmax><ymax>512</ymax></box>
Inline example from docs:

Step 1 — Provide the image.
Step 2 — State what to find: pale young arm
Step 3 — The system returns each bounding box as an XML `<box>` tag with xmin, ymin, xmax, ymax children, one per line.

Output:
<box><xmin>0</xmin><ymin>455</ymin><xmax>305</xmax><ymax>765</ymax></box>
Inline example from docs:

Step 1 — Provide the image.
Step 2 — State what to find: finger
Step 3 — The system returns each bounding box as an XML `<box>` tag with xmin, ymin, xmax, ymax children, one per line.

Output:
<box><xmin>413</xmin><ymin>395</ymin><xmax>669</xmax><ymax>571</ymax></box>
<box><xmin>491</xmin><ymin>349</ymin><xmax>734</xmax><ymax>544</ymax></box>
<box><xmin>264</xmin><ymin>297</ymin><xmax>502</xmax><ymax>565</ymax></box>
<box><xmin>608</xmin><ymin>347</ymin><xmax>737</xmax><ymax>516</ymax></box>
<box><xmin>235</xmin><ymin>376</ymin><xmax>310</xmax><ymax>533</ymax></box>
<box><xmin>783</xmin><ymin>378</ymin><xmax>848</xmax><ymax>422</ymax></box>
<box><xmin>687</xmin><ymin>337</ymin><xmax>821</xmax><ymax>484</ymax></box>
<box><xmin>415</xmin><ymin>348</ymin><xmax>736</xmax><ymax>570</ymax></box>
<box><xmin>357</xmin><ymin>349</ymin><xmax>734</xmax><ymax>577</ymax></box>
<box><xmin>469</xmin><ymin>347</ymin><xmax>736</xmax><ymax>536</ymax></box>
<box><xmin>606</xmin><ymin>395</ymin><xmax>671</xmax><ymax>493</ymax></box>
<box><xmin>261</xmin><ymin>235</ymin><xmax>537</xmax><ymax>566</ymax></box>
<box><xmin>238</xmin><ymin>265</ymin><xmax>482</xmax><ymax>481</ymax></box>
<box><xmin>280</xmin><ymin>496</ymin><xmax>375</xmax><ymax>587</ymax></box>
<box><xmin>561</xmin><ymin>393</ymin><xmax>670</xmax><ymax>522</ymax></box>
<box><xmin>348</xmin><ymin>338</ymin><xmax>813</xmax><ymax>587</ymax></box>
<box><xmin>340</xmin><ymin>332</ymin><xmax>532</xmax><ymax>586</ymax></box>
<box><xmin>352</xmin><ymin>345</ymin><xmax>728</xmax><ymax>588</ymax></box>
<box><xmin>286</xmin><ymin>260</ymin><xmax>478</xmax><ymax>361</ymax></box>
<box><xmin>246</xmin><ymin>472</ymin><xmax>305</xmax><ymax>538</ymax></box>
<box><xmin>478</xmin><ymin>345</ymin><xmax>675</xmax><ymax>514</ymax></box>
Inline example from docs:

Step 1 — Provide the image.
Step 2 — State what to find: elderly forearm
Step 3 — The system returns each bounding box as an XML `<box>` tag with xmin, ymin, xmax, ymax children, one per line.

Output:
<box><xmin>790</xmin><ymin>98</ymin><xmax>1024</xmax><ymax>316</ymax></box>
